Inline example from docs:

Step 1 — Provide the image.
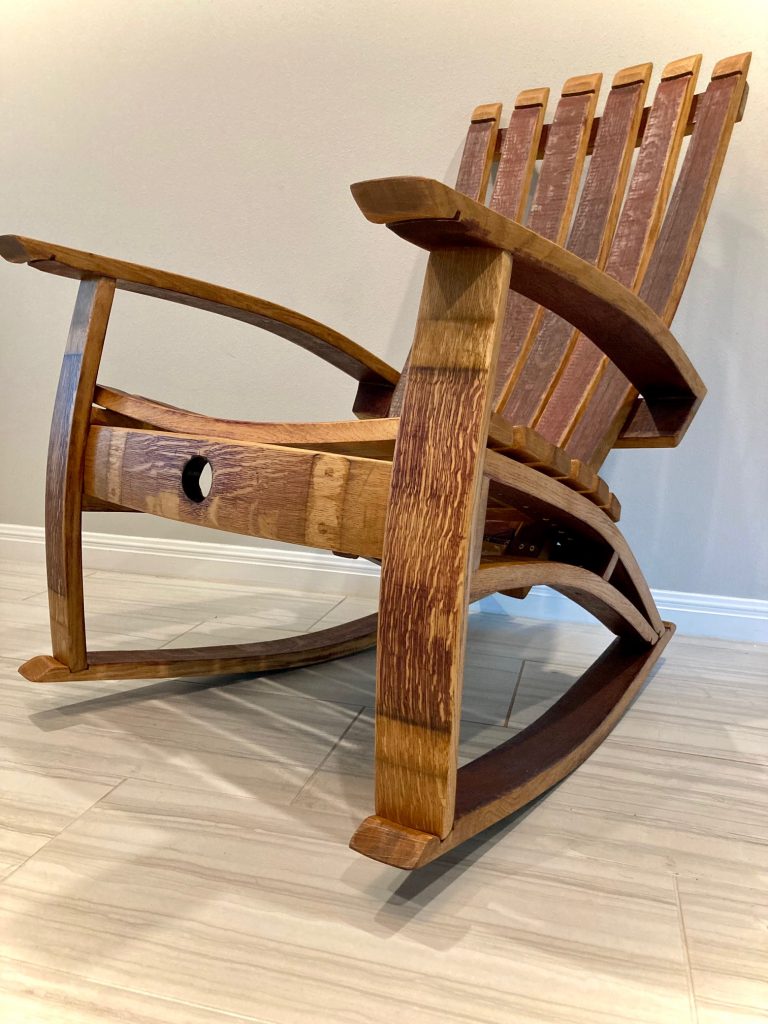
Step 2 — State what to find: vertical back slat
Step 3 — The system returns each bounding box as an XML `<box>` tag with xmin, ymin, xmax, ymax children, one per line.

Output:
<box><xmin>389</xmin><ymin>102</ymin><xmax>502</xmax><ymax>415</ymax></box>
<box><xmin>490</xmin><ymin>87</ymin><xmax>549</xmax><ymax>219</ymax></box>
<box><xmin>540</xmin><ymin>56</ymin><xmax>701</xmax><ymax>453</ymax></box>
<box><xmin>567</xmin><ymin>53</ymin><xmax>750</xmax><ymax>465</ymax></box>
<box><xmin>492</xmin><ymin>73</ymin><xmax>602</xmax><ymax>408</ymax></box>
<box><xmin>500</xmin><ymin>63</ymin><xmax>652</xmax><ymax>431</ymax></box>
<box><xmin>455</xmin><ymin>102</ymin><xmax>503</xmax><ymax>202</ymax></box>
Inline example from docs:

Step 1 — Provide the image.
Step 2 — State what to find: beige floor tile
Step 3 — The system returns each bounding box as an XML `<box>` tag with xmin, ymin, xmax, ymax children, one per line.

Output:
<box><xmin>0</xmin><ymin>562</ymin><xmax>766</xmax><ymax>1022</ymax></box>
<box><xmin>0</xmin><ymin>779</ymin><xmax>693</xmax><ymax>1024</ymax></box>
<box><xmin>0</xmin><ymin>957</ymin><xmax>271</xmax><ymax>1024</ymax></box>
<box><xmin>0</xmin><ymin>763</ymin><xmax>118</xmax><ymax>877</ymax></box>
<box><xmin>677</xmin><ymin>879</ymin><xmax>768</xmax><ymax>1024</ymax></box>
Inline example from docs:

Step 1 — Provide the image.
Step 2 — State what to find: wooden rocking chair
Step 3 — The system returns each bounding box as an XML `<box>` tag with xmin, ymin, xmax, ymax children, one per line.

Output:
<box><xmin>1</xmin><ymin>52</ymin><xmax>750</xmax><ymax>869</ymax></box>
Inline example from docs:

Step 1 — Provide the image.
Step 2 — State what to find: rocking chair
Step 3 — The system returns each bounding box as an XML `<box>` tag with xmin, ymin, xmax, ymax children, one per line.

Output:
<box><xmin>1</xmin><ymin>52</ymin><xmax>750</xmax><ymax>869</ymax></box>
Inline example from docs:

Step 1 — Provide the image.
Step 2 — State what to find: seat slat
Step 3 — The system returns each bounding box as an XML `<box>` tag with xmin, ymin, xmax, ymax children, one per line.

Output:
<box><xmin>566</xmin><ymin>54</ymin><xmax>750</xmax><ymax>465</ymax></box>
<box><xmin>493</xmin><ymin>73</ymin><xmax>602</xmax><ymax>409</ymax></box>
<box><xmin>539</xmin><ymin>56</ymin><xmax>701</xmax><ymax>455</ymax></box>
<box><xmin>500</xmin><ymin>64</ymin><xmax>651</xmax><ymax>430</ymax></box>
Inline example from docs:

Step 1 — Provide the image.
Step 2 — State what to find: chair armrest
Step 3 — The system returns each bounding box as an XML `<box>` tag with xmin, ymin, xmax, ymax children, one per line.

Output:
<box><xmin>351</xmin><ymin>177</ymin><xmax>706</xmax><ymax>430</ymax></box>
<box><xmin>0</xmin><ymin>234</ymin><xmax>399</xmax><ymax>388</ymax></box>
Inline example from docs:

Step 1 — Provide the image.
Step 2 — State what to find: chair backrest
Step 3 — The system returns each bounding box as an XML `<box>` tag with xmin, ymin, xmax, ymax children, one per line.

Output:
<box><xmin>396</xmin><ymin>54</ymin><xmax>750</xmax><ymax>470</ymax></box>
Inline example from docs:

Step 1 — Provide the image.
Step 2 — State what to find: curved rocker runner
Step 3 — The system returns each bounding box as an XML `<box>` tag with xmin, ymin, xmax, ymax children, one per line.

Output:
<box><xmin>0</xmin><ymin>52</ymin><xmax>750</xmax><ymax>869</ymax></box>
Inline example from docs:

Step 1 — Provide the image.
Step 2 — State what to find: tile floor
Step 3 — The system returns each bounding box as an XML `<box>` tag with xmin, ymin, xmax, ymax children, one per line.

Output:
<box><xmin>0</xmin><ymin>557</ymin><xmax>765</xmax><ymax>1023</ymax></box>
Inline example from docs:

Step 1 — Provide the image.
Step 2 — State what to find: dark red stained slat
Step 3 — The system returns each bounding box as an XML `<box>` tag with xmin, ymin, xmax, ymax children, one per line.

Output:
<box><xmin>390</xmin><ymin>103</ymin><xmax>502</xmax><ymax>415</ymax></box>
<box><xmin>540</xmin><ymin>66</ymin><xmax>699</xmax><ymax>453</ymax></box>
<box><xmin>492</xmin><ymin>76</ymin><xmax>602</xmax><ymax>409</ymax></box>
<box><xmin>489</xmin><ymin>89</ymin><xmax>549</xmax><ymax>220</ymax></box>
<box><xmin>501</xmin><ymin>73</ymin><xmax>650</xmax><ymax>432</ymax></box>
<box><xmin>455</xmin><ymin>104</ymin><xmax>503</xmax><ymax>202</ymax></box>
<box><xmin>567</xmin><ymin>63</ymin><xmax>747</xmax><ymax>466</ymax></box>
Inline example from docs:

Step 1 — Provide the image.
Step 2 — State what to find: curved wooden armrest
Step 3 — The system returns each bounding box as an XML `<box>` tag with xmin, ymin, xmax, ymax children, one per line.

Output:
<box><xmin>0</xmin><ymin>234</ymin><xmax>399</xmax><ymax>387</ymax></box>
<box><xmin>351</xmin><ymin>177</ymin><xmax>706</xmax><ymax>415</ymax></box>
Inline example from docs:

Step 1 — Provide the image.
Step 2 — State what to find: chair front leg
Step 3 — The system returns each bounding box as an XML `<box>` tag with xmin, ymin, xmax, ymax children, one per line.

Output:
<box><xmin>45</xmin><ymin>277</ymin><xmax>115</xmax><ymax>671</ymax></box>
<box><xmin>372</xmin><ymin>248</ymin><xmax>512</xmax><ymax>840</ymax></box>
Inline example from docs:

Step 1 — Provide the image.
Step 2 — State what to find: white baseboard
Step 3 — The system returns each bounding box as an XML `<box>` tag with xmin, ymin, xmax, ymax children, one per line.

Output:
<box><xmin>1</xmin><ymin>524</ymin><xmax>766</xmax><ymax>643</ymax></box>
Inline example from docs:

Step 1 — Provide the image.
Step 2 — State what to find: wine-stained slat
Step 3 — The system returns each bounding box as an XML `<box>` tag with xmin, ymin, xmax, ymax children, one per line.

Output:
<box><xmin>493</xmin><ymin>73</ymin><xmax>602</xmax><ymax>409</ymax></box>
<box><xmin>390</xmin><ymin>102</ymin><xmax>502</xmax><ymax>416</ymax></box>
<box><xmin>502</xmin><ymin>64</ymin><xmax>651</xmax><ymax>431</ymax></box>
<box><xmin>489</xmin><ymin>87</ymin><xmax>549</xmax><ymax>220</ymax></box>
<box><xmin>542</xmin><ymin>56</ymin><xmax>701</xmax><ymax>454</ymax></box>
<box><xmin>567</xmin><ymin>54</ymin><xmax>749</xmax><ymax>464</ymax></box>
<box><xmin>455</xmin><ymin>102</ymin><xmax>503</xmax><ymax>202</ymax></box>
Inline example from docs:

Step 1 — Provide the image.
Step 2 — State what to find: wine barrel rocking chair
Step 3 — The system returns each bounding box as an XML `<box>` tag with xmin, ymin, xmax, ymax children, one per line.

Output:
<box><xmin>1</xmin><ymin>52</ymin><xmax>750</xmax><ymax>869</ymax></box>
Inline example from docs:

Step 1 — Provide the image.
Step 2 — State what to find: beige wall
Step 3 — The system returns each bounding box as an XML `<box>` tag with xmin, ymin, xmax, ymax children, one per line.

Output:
<box><xmin>1</xmin><ymin>0</ymin><xmax>765</xmax><ymax>599</ymax></box>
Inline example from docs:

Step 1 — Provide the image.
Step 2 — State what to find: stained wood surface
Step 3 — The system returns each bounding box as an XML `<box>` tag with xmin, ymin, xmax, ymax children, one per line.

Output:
<box><xmin>94</xmin><ymin>385</ymin><xmax>400</xmax><ymax>458</ymax></box>
<box><xmin>493</xmin><ymin>75</ymin><xmax>748</xmax><ymax>161</ymax></box>
<box><xmin>352</xmin><ymin>623</ymin><xmax>674</xmax><ymax>869</ymax></box>
<box><xmin>509</xmin><ymin>66</ymin><xmax>650</xmax><ymax>434</ymax></box>
<box><xmin>493</xmin><ymin>74</ymin><xmax>601</xmax><ymax>408</ymax></box>
<box><xmin>375</xmin><ymin>248</ymin><xmax>511</xmax><ymax>838</ymax></box>
<box><xmin>490</xmin><ymin>88</ymin><xmax>549</xmax><ymax>220</ymax></box>
<box><xmin>45</xmin><ymin>278</ymin><xmax>115</xmax><ymax>671</ymax></box>
<box><xmin>84</xmin><ymin>427</ymin><xmax>391</xmax><ymax>558</ymax></box>
<box><xmin>20</xmin><ymin>614</ymin><xmax>378</xmax><ymax>684</ymax></box>
<box><xmin>561</xmin><ymin>56</ymin><xmax>702</xmax><ymax>462</ymax></box>
<box><xmin>567</xmin><ymin>55</ymin><xmax>749</xmax><ymax>462</ymax></box>
<box><xmin>455</xmin><ymin>102</ymin><xmax>503</xmax><ymax>202</ymax></box>
<box><xmin>470</xmin><ymin>559</ymin><xmax>657</xmax><ymax>641</ymax></box>
<box><xmin>351</xmin><ymin>176</ymin><xmax>705</xmax><ymax>433</ymax></box>
<box><xmin>0</xmin><ymin>236</ymin><xmax>398</xmax><ymax>387</ymax></box>
<box><xmin>484</xmin><ymin>448</ymin><xmax>662</xmax><ymax>633</ymax></box>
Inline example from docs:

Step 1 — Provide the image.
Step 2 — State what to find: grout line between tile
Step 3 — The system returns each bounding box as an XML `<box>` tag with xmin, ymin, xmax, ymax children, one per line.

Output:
<box><xmin>673</xmin><ymin>874</ymin><xmax>700</xmax><ymax>1024</ymax></box>
<box><xmin>503</xmin><ymin>660</ymin><xmax>526</xmax><ymax>727</ymax></box>
<box><xmin>0</xmin><ymin>952</ymin><xmax>277</xmax><ymax>1023</ymax></box>
<box><xmin>290</xmin><ymin>705</ymin><xmax>366</xmax><ymax>805</ymax></box>
<box><xmin>0</xmin><ymin>777</ymin><xmax>128</xmax><ymax>888</ymax></box>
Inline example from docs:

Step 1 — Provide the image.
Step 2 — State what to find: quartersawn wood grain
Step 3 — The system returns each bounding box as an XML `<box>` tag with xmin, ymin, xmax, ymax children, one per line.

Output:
<box><xmin>4</xmin><ymin>52</ymin><xmax>750</xmax><ymax>874</ymax></box>
<box><xmin>45</xmin><ymin>278</ymin><xmax>115</xmax><ymax>671</ymax></box>
<box><xmin>375</xmin><ymin>248</ymin><xmax>511</xmax><ymax>838</ymax></box>
<box><xmin>83</xmin><ymin>426</ymin><xmax>391</xmax><ymax>558</ymax></box>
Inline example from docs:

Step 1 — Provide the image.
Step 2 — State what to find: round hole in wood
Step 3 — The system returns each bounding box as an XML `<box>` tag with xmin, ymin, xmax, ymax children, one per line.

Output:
<box><xmin>181</xmin><ymin>455</ymin><xmax>213</xmax><ymax>503</ymax></box>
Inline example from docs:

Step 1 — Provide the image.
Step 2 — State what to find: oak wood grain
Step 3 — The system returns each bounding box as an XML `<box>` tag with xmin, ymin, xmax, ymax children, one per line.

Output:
<box><xmin>0</xmin><ymin>236</ymin><xmax>398</xmax><ymax>387</ymax></box>
<box><xmin>351</xmin><ymin>623</ymin><xmax>674</xmax><ymax>868</ymax></box>
<box><xmin>84</xmin><ymin>427</ymin><xmax>391</xmax><ymax>558</ymax></box>
<box><xmin>45</xmin><ymin>278</ymin><xmax>115</xmax><ymax>671</ymax></box>
<box><xmin>351</xmin><ymin>175</ymin><xmax>705</xmax><ymax>435</ymax></box>
<box><xmin>375</xmin><ymin>248</ymin><xmax>511</xmax><ymax>838</ymax></box>
<box><xmin>20</xmin><ymin>614</ymin><xmax>378</xmax><ymax>683</ymax></box>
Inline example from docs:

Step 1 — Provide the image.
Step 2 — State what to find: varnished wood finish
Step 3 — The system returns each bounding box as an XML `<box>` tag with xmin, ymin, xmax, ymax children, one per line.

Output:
<box><xmin>484</xmin><ymin>449</ymin><xmax>663</xmax><ymax>634</ymax></box>
<box><xmin>0</xmin><ymin>236</ymin><xmax>398</xmax><ymax>387</ymax></box>
<box><xmin>95</xmin><ymin>385</ymin><xmax>401</xmax><ymax>458</ymax></box>
<box><xmin>45</xmin><ymin>278</ymin><xmax>115</xmax><ymax>671</ymax></box>
<box><xmin>493</xmin><ymin>74</ymin><xmax>601</xmax><ymax>408</ymax></box>
<box><xmin>351</xmin><ymin>623</ymin><xmax>675</xmax><ymax>868</ymax></box>
<box><xmin>563</xmin><ymin>56</ymin><xmax>703</xmax><ymax>461</ymax></box>
<box><xmin>5</xmin><ymin>53</ymin><xmax>749</xmax><ymax>872</ymax></box>
<box><xmin>509</xmin><ymin>65</ymin><xmax>650</xmax><ymax>432</ymax></box>
<box><xmin>20</xmin><ymin>614</ymin><xmax>378</xmax><ymax>683</ymax></box>
<box><xmin>470</xmin><ymin>559</ymin><xmax>657</xmax><ymax>641</ymax></box>
<box><xmin>455</xmin><ymin>102</ymin><xmax>503</xmax><ymax>202</ymax></box>
<box><xmin>84</xmin><ymin>426</ymin><xmax>391</xmax><ymax>558</ymax></box>
<box><xmin>351</xmin><ymin>175</ymin><xmax>706</xmax><ymax>442</ymax></box>
<box><xmin>490</xmin><ymin>88</ymin><xmax>549</xmax><ymax>220</ymax></box>
<box><xmin>375</xmin><ymin>248</ymin><xmax>511</xmax><ymax>838</ymax></box>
